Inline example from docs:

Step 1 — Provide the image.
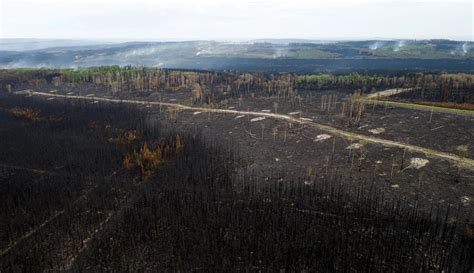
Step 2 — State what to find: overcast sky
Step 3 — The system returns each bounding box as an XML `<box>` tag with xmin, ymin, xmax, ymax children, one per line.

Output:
<box><xmin>1</xmin><ymin>0</ymin><xmax>472</xmax><ymax>41</ymax></box>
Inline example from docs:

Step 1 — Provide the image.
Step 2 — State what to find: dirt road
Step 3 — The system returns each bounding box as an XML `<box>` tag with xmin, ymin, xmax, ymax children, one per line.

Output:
<box><xmin>23</xmin><ymin>90</ymin><xmax>474</xmax><ymax>170</ymax></box>
<box><xmin>366</xmin><ymin>88</ymin><xmax>412</xmax><ymax>99</ymax></box>
<box><xmin>362</xmin><ymin>88</ymin><xmax>474</xmax><ymax>117</ymax></box>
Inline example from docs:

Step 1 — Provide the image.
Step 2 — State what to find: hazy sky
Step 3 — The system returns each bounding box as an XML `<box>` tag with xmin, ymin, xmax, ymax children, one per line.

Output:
<box><xmin>1</xmin><ymin>0</ymin><xmax>472</xmax><ymax>41</ymax></box>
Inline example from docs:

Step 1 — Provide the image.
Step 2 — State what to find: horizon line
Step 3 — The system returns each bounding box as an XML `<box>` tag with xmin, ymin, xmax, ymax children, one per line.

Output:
<box><xmin>1</xmin><ymin>37</ymin><xmax>473</xmax><ymax>42</ymax></box>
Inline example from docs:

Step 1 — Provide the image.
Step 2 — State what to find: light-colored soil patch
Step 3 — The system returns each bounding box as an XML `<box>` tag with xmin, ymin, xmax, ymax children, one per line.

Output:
<box><xmin>407</xmin><ymin>158</ymin><xmax>429</xmax><ymax>169</ymax></box>
<box><xmin>461</xmin><ymin>196</ymin><xmax>471</xmax><ymax>206</ymax></box>
<box><xmin>369</xmin><ymin>128</ymin><xmax>386</xmax><ymax>134</ymax></box>
<box><xmin>315</xmin><ymin>134</ymin><xmax>332</xmax><ymax>142</ymax></box>
<box><xmin>346</xmin><ymin>143</ymin><xmax>363</xmax><ymax>150</ymax></box>
<box><xmin>250</xmin><ymin>117</ymin><xmax>266</xmax><ymax>122</ymax></box>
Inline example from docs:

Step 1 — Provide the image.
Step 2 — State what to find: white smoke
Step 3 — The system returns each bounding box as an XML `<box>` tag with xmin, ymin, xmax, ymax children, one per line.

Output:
<box><xmin>369</xmin><ymin>41</ymin><xmax>384</xmax><ymax>50</ymax></box>
<box><xmin>393</xmin><ymin>40</ymin><xmax>406</xmax><ymax>52</ymax></box>
<box><xmin>0</xmin><ymin>60</ymin><xmax>74</xmax><ymax>69</ymax></box>
<box><xmin>272</xmin><ymin>47</ymin><xmax>286</xmax><ymax>58</ymax></box>
<box><xmin>462</xmin><ymin>43</ymin><xmax>468</xmax><ymax>54</ymax></box>
<box><xmin>195</xmin><ymin>49</ymin><xmax>212</xmax><ymax>56</ymax></box>
<box><xmin>453</xmin><ymin>42</ymin><xmax>472</xmax><ymax>56</ymax></box>
<box><xmin>119</xmin><ymin>47</ymin><xmax>161</xmax><ymax>58</ymax></box>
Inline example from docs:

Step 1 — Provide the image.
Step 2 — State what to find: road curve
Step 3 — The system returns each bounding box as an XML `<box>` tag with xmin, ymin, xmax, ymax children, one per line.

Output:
<box><xmin>361</xmin><ymin>88</ymin><xmax>474</xmax><ymax>117</ymax></box>
<box><xmin>23</xmin><ymin>90</ymin><xmax>474</xmax><ymax>170</ymax></box>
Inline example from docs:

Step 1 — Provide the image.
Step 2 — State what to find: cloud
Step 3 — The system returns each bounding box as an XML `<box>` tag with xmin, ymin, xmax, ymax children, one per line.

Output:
<box><xmin>1</xmin><ymin>0</ymin><xmax>472</xmax><ymax>40</ymax></box>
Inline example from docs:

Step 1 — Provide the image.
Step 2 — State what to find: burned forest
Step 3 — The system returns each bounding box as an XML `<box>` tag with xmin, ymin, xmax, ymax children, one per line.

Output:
<box><xmin>0</xmin><ymin>66</ymin><xmax>473</xmax><ymax>272</ymax></box>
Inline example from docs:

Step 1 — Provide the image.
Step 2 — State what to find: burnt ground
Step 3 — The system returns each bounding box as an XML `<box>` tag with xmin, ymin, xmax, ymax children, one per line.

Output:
<box><xmin>153</xmin><ymin>107</ymin><xmax>474</xmax><ymax>215</ymax></box>
<box><xmin>0</xmin><ymin>95</ymin><xmax>147</xmax><ymax>271</ymax></box>
<box><xmin>22</xmin><ymin>83</ymin><xmax>474</xmax><ymax>160</ymax></box>
<box><xmin>9</xmin><ymin>84</ymin><xmax>474</xmax><ymax>216</ymax></box>
<box><xmin>2</xmin><ymin>85</ymin><xmax>474</xmax><ymax>272</ymax></box>
<box><xmin>224</xmin><ymin>90</ymin><xmax>474</xmax><ymax>160</ymax></box>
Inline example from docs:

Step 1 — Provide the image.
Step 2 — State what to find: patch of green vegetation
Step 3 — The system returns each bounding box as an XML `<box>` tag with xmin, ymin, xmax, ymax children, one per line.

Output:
<box><xmin>297</xmin><ymin>73</ymin><xmax>383</xmax><ymax>87</ymax></box>
<box><xmin>360</xmin><ymin>97</ymin><xmax>474</xmax><ymax>117</ymax></box>
<box><xmin>284</xmin><ymin>48</ymin><xmax>340</xmax><ymax>59</ymax></box>
<box><xmin>206</xmin><ymin>53</ymin><xmax>276</xmax><ymax>59</ymax></box>
<box><xmin>370</xmin><ymin>43</ymin><xmax>474</xmax><ymax>59</ymax></box>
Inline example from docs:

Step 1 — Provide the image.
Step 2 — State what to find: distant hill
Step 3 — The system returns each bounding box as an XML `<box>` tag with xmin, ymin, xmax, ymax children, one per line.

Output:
<box><xmin>0</xmin><ymin>39</ymin><xmax>472</xmax><ymax>73</ymax></box>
